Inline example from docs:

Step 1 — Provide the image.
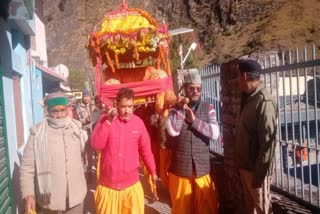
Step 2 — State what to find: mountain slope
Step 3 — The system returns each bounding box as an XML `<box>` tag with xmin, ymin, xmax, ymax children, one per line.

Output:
<box><xmin>42</xmin><ymin>0</ymin><xmax>320</xmax><ymax>72</ymax></box>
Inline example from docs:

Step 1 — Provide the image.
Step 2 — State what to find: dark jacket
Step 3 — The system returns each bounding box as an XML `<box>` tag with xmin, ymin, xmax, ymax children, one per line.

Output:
<box><xmin>167</xmin><ymin>101</ymin><xmax>218</xmax><ymax>178</ymax></box>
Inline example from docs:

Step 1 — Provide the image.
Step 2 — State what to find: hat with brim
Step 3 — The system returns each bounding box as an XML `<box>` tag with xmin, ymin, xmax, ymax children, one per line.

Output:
<box><xmin>45</xmin><ymin>92</ymin><xmax>68</xmax><ymax>108</ymax></box>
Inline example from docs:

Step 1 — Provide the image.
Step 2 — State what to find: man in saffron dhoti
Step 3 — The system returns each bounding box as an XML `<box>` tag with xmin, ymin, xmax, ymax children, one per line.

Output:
<box><xmin>20</xmin><ymin>92</ymin><xmax>87</xmax><ymax>214</ymax></box>
<box><xmin>91</xmin><ymin>88</ymin><xmax>157</xmax><ymax>214</ymax></box>
<box><xmin>166</xmin><ymin>72</ymin><xmax>220</xmax><ymax>214</ymax></box>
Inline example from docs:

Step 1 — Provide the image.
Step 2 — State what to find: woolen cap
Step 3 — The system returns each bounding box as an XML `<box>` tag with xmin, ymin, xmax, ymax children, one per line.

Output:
<box><xmin>82</xmin><ymin>89</ymin><xmax>91</xmax><ymax>97</ymax></box>
<box><xmin>238</xmin><ymin>59</ymin><xmax>262</xmax><ymax>74</ymax></box>
<box><xmin>184</xmin><ymin>72</ymin><xmax>202</xmax><ymax>84</ymax></box>
<box><xmin>45</xmin><ymin>92</ymin><xmax>68</xmax><ymax>108</ymax></box>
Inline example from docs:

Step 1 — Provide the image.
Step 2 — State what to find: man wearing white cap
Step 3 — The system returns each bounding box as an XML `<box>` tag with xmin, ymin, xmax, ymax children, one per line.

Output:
<box><xmin>20</xmin><ymin>92</ymin><xmax>88</xmax><ymax>214</ymax></box>
<box><xmin>166</xmin><ymin>71</ymin><xmax>220</xmax><ymax>214</ymax></box>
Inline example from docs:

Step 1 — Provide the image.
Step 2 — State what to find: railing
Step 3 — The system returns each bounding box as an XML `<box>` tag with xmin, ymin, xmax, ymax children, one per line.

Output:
<box><xmin>199</xmin><ymin>65</ymin><xmax>223</xmax><ymax>155</ymax></box>
<box><xmin>200</xmin><ymin>44</ymin><xmax>320</xmax><ymax>209</ymax></box>
<box><xmin>262</xmin><ymin>45</ymin><xmax>320</xmax><ymax>209</ymax></box>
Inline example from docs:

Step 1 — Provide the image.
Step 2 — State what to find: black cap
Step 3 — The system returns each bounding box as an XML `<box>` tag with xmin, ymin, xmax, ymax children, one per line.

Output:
<box><xmin>238</xmin><ymin>59</ymin><xmax>262</xmax><ymax>74</ymax></box>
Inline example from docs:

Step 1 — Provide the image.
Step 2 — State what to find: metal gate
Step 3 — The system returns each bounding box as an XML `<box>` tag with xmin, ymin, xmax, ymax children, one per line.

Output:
<box><xmin>0</xmin><ymin>66</ymin><xmax>14</xmax><ymax>213</ymax></box>
<box><xmin>200</xmin><ymin>64</ymin><xmax>223</xmax><ymax>155</ymax></box>
<box><xmin>200</xmin><ymin>44</ymin><xmax>320</xmax><ymax>210</ymax></box>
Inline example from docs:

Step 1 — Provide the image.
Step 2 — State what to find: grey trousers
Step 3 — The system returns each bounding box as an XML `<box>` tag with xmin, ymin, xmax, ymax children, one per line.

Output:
<box><xmin>239</xmin><ymin>169</ymin><xmax>272</xmax><ymax>214</ymax></box>
<box><xmin>39</xmin><ymin>203</ymin><xmax>84</xmax><ymax>214</ymax></box>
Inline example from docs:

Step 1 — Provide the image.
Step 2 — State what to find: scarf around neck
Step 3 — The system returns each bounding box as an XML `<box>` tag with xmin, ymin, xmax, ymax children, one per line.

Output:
<box><xmin>33</xmin><ymin>116</ymin><xmax>86</xmax><ymax>207</ymax></box>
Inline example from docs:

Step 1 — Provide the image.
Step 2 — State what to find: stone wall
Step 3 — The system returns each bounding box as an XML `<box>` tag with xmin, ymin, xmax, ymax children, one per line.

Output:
<box><xmin>217</xmin><ymin>60</ymin><xmax>245</xmax><ymax>212</ymax></box>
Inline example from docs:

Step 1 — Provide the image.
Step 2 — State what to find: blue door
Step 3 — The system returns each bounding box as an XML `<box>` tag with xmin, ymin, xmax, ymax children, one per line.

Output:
<box><xmin>0</xmin><ymin>65</ymin><xmax>14</xmax><ymax>213</ymax></box>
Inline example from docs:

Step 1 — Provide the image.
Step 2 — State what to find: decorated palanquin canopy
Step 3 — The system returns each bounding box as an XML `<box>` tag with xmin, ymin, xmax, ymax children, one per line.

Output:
<box><xmin>87</xmin><ymin>0</ymin><xmax>176</xmax><ymax>112</ymax></box>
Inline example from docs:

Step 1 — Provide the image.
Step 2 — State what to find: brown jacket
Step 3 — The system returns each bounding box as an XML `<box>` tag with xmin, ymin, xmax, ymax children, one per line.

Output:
<box><xmin>76</xmin><ymin>101</ymin><xmax>94</xmax><ymax>132</ymax></box>
<box><xmin>20</xmin><ymin>119</ymin><xmax>87</xmax><ymax>210</ymax></box>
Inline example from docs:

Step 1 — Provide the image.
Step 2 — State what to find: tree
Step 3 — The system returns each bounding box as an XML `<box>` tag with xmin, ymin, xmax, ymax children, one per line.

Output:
<box><xmin>68</xmin><ymin>69</ymin><xmax>88</xmax><ymax>91</ymax></box>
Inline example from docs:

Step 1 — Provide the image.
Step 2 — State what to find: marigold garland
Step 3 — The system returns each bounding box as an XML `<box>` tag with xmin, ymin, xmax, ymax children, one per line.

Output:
<box><xmin>166</xmin><ymin>54</ymin><xmax>172</xmax><ymax>76</ymax></box>
<box><xmin>156</xmin><ymin>55</ymin><xmax>161</xmax><ymax>70</ymax></box>
<box><xmin>105</xmin><ymin>51</ymin><xmax>115</xmax><ymax>73</ymax></box>
<box><xmin>134</xmin><ymin>46</ymin><xmax>140</xmax><ymax>61</ymax></box>
<box><xmin>114</xmin><ymin>53</ymin><xmax>120</xmax><ymax>69</ymax></box>
<box><xmin>87</xmin><ymin>3</ymin><xmax>173</xmax><ymax>104</ymax></box>
<box><xmin>159</xmin><ymin>46</ymin><xmax>166</xmax><ymax>72</ymax></box>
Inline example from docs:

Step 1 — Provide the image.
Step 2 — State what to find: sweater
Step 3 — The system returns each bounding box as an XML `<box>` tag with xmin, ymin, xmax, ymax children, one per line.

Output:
<box><xmin>91</xmin><ymin>114</ymin><xmax>156</xmax><ymax>190</ymax></box>
<box><xmin>20</xmin><ymin>119</ymin><xmax>87</xmax><ymax>210</ymax></box>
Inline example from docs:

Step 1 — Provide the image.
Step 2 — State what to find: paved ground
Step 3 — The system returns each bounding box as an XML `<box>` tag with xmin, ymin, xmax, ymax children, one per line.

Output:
<box><xmin>83</xmin><ymin>171</ymin><xmax>317</xmax><ymax>214</ymax></box>
<box><xmin>271</xmin><ymin>191</ymin><xmax>316</xmax><ymax>214</ymax></box>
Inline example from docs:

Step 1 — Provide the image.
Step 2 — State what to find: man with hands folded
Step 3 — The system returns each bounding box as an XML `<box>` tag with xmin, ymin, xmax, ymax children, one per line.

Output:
<box><xmin>166</xmin><ymin>72</ymin><xmax>220</xmax><ymax>214</ymax></box>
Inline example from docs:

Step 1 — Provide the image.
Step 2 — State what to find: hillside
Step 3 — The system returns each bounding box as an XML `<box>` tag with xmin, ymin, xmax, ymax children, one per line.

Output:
<box><xmin>42</xmin><ymin>0</ymin><xmax>320</xmax><ymax>72</ymax></box>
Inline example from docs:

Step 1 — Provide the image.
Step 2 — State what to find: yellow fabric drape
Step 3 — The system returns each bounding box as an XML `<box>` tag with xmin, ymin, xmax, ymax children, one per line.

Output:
<box><xmin>28</xmin><ymin>209</ymin><xmax>37</xmax><ymax>214</ymax></box>
<box><xmin>94</xmin><ymin>182</ymin><xmax>144</xmax><ymax>214</ymax></box>
<box><xmin>141</xmin><ymin>142</ymin><xmax>171</xmax><ymax>193</ymax></box>
<box><xmin>159</xmin><ymin>148</ymin><xmax>171</xmax><ymax>190</ymax></box>
<box><xmin>168</xmin><ymin>173</ymin><xmax>219</xmax><ymax>214</ymax></box>
<box><xmin>142</xmin><ymin>163</ymin><xmax>157</xmax><ymax>197</ymax></box>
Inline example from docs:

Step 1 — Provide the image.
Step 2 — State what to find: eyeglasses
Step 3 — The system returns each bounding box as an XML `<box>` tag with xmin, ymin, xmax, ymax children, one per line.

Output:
<box><xmin>187</xmin><ymin>86</ymin><xmax>202</xmax><ymax>92</ymax></box>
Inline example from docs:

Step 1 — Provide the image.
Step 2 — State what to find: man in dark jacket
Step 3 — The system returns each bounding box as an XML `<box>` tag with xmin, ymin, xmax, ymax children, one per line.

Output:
<box><xmin>236</xmin><ymin>59</ymin><xmax>277</xmax><ymax>214</ymax></box>
<box><xmin>166</xmin><ymin>72</ymin><xmax>220</xmax><ymax>214</ymax></box>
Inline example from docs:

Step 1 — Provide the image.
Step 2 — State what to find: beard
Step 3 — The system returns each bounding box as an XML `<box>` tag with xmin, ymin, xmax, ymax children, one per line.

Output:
<box><xmin>189</xmin><ymin>94</ymin><xmax>200</xmax><ymax>105</ymax></box>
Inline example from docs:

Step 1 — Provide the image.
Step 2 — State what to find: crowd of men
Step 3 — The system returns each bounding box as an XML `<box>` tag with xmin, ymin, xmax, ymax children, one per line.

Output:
<box><xmin>20</xmin><ymin>58</ymin><xmax>277</xmax><ymax>214</ymax></box>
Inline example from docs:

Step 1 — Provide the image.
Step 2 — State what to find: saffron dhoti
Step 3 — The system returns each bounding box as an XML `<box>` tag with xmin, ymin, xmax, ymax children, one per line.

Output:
<box><xmin>168</xmin><ymin>173</ymin><xmax>219</xmax><ymax>214</ymax></box>
<box><xmin>94</xmin><ymin>182</ymin><xmax>144</xmax><ymax>214</ymax></box>
<box><xmin>159</xmin><ymin>148</ymin><xmax>171</xmax><ymax>190</ymax></box>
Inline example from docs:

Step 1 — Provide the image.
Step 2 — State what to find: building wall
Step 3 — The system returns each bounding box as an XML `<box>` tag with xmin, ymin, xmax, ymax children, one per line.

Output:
<box><xmin>9</xmin><ymin>20</ymin><xmax>34</xmax><ymax>146</ymax></box>
<box><xmin>0</xmin><ymin>17</ymin><xmax>19</xmax><ymax>176</ymax></box>
<box><xmin>31</xmin><ymin>14</ymin><xmax>48</xmax><ymax>67</ymax></box>
<box><xmin>2</xmin><ymin>75</ymin><xmax>22</xmax><ymax>213</ymax></box>
<box><xmin>32</xmin><ymin>66</ymin><xmax>44</xmax><ymax>123</ymax></box>
<box><xmin>1</xmin><ymin>8</ymin><xmax>36</xmax><ymax>212</ymax></box>
<box><xmin>0</xmin><ymin>19</ymin><xmax>22</xmax><ymax>213</ymax></box>
<box><xmin>278</xmin><ymin>76</ymin><xmax>313</xmax><ymax>96</ymax></box>
<box><xmin>1</xmin><ymin>1</ymin><xmax>64</xmax><ymax>212</ymax></box>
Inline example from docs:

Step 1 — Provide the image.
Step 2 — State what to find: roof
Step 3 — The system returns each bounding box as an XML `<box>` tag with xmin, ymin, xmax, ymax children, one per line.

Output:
<box><xmin>278</xmin><ymin>96</ymin><xmax>320</xmax><ymax>124</ymax></box>
<box><xmin>35</xmin><ymin>62</ymin><xmax>66</xmax><ymax>82</ymax></box>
